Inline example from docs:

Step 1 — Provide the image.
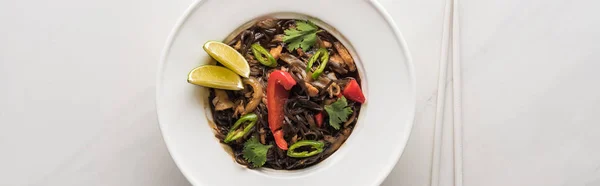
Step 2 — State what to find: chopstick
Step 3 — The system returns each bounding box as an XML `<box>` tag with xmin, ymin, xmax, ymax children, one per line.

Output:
<box><xmin>430</xmin><ymin>0</ymin><xmax>463</xmax><ymax>185</ymax></box>
<box><xmin>452</xmin><ymin>0</ymin><xmax>463</xmax><ymax>185</ymax></box>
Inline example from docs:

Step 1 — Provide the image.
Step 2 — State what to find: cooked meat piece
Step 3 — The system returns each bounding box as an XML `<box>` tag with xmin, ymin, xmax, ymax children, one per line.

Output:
<box><xmin>296</xmin><ymin>48</ymin><xmax>305</xmax><ymax>57</ymax></box>
<box><xmin>318</xmin><ymin>37</ymin><xmax>332</xmax><ymax>48</ymax></box>
<box><xmin>305</xmin><ymin>82</ymin><xmax>319</xmax><ymax>97</ymax></box>
<box><xmin>233</xmin><ymin>40</ymin><xmax>242</xmax><ymax>50</ymax></box>
<box><xmin>272</xmin><ymin>34</ymin><xmax>284</xmax><ymax>43</ymax></box>
<box><xmin>270</xmin><ymin>45</ymin><xmax>283</xmax><ymax>60</ymax></box>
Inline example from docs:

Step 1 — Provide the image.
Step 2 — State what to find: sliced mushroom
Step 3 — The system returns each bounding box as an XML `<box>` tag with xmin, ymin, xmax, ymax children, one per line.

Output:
<box><xmin>330</xmin><ymin>53</ymin><xmax>343</xmax><ymax>64</ymax></box>
<box><xmin>233</xmin><ymin>99</ymin><xmax>245</xmax><ymax>117</ymax></box>
<box><xmin>343</xmin><ymin>110</ymin><xmax>357</xmax><ymax>128</ymax></box>
<box><xmin>259</xmin><ymin>128</ymin><xmax>266</xmax><ymax>144</ymax></box>
<box><xmin>269</xmin><ymin>45</ymin><xmax>283</xmax><ymax>60</ymax></box>
<box><xmin>280</xmin><ymin>53</ymin><xmax>306</xmax><ymax>68</ymax></box>
<box><xmin>326</xmin><ymin>72</ymin><xmax>338</xmax><ymax>81</ymax></box>
<box><xmin>329</xmin><ymin>54</ymin><xmax>348</xmax><ymax>74</ymax></box>
<box><xmin>323</xmin><ymin>129</ymin><xmax>350</xmax><ymax>155</ymax></box>
<box><xmin>310</xmin><ymin>75</ymin><xmax>333</xmax><ymax>89</ymax></box>
<box><xmin>334</xmin><ymin>42</ymin><xmax>356</xmax><ymax>72</ymax></box>
<box><xmin>212</xmin><ymin>90</ymin><xmax>234</xmax><ymax>111</ymax></box>
<box><xmin>242</xmin><ymin>78</ymin><xmax>263</xmax><ymax>115</ymax></box>
<box><xmin>257</xmin><ymin>18</ymin><xmax>278</xmax><ymax>29</ymax></box>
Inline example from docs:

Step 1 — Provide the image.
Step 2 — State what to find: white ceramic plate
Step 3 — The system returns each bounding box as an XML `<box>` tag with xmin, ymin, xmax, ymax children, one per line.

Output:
<box><xmin>157</xmin><ymin>0</ymin><xmax>415</xmax><ymax>185</ymax></box>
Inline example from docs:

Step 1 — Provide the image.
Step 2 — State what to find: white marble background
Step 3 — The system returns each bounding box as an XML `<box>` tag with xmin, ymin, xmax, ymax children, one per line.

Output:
<box><xmin>460</xmin><ymin>0</ymin><xmax>600</xmax><ymax>185</ymax></box>
<box><xmin>0</xmin><ymin>0</ymin><xmax>446</xmax><ymax>185</ymax></box>
<box><xmin>6</xmin><ymin>0</ymin><xmax>600</xmax><ymax>185</ymax></box>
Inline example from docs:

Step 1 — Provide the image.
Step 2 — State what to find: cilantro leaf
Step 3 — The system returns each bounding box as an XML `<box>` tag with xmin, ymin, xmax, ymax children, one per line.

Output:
<box><xmin>324</xmin><ymin>96</ymin><xmax>353</xmax><ymax>130</ymax></box>
<box><xmin>242</xmin><ymin>136</ymin><xmax>272</xmax><ymax>167</ymax></box>
<box><xmin>283</xmin><ymin>20</ymin><xmax>318</xmax><ymax>52</ymax></box>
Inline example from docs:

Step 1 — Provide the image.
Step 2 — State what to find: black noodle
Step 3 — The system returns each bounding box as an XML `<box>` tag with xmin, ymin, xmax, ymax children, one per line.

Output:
<box><xmin>208</xmin><ymin>19</ymin><xmax>362</xmax><ymax>170</ymax></box>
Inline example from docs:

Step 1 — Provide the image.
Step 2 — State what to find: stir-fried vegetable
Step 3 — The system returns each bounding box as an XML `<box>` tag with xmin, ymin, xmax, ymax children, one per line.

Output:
<box><xmin>267</xmin><ymin>70</ymin><xmax>297</xmax><ymax>150</ymax></box>
<box><xmin>224</xmin><ymin>113</ymin><xmax>258</xmax><ymax>143</ymax></box>
<box><xmin>306</xmin><ymin>48</ymin><xmax>329</xmax><ymax>80</ymax></box>
<box><xmin>324</xmin><ymin>96</ymin><xmax>353</xmax><ymax>130</ymax></box>
<box><xmin>315</xmin><ymin>112</ymin><xmax>324</xmax><ymax>127</ymax></box>
<box><xmin>251</xmin><ymin>43</ymin><xmax>277</xmax><ymax>67</ymax></box>
<box><xmin>333</xmin><ymin>42</ymin><xmax>356</xmax><ymax>72</ymax></box>
<box><xmin>328</xmin><ymin>54</ymin><xmax>348</xmax><ymax>74</ymax></box>
<box><xmin>342</xmin><ymin>79</ymin><xmax>366</xmax><ymax>103</ymax></box>
<box><xmin>212</xmin><ymin>89</ymin><xmax>234</xmax><ymax>111</ymax></box>
<box><xmin>287</xmin><ymin>140</ymin><xmax>325</xmax><ymax>158</ymax></box>
<box><xmin>241</xmin><ymin>78</ymin><xmax>263</xmax><ymax>114</ymax></box>
<box><xmin>242</xmin><ymin>136</ymin><xmax>272</xmax><ymax>167</ymax></box>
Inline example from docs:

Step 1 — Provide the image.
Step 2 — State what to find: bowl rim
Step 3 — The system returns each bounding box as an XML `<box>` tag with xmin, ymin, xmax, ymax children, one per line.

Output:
<box><xmin>156</xmin><ymin>0</ymin><xmax>416</xmax><ymax>185</ymax></box>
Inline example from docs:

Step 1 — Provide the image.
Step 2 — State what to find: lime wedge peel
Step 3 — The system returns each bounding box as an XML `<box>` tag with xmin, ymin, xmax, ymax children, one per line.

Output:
<box><xmin>187</xmin><ymin>65</ymin><xmax>244</xmax><ymax>90</ymax></box>
<box><xmin>203</xmin><ymin>41</ymin><xmax>250</xmax><ymax>78</ymax></box>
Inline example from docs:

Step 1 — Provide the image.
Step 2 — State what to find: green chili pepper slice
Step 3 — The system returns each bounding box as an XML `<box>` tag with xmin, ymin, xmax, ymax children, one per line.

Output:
<box><xmin>224</xmin><ymin>113</ymin><xmax>258</xmax><ymax>143</ymax></box>
<box><xmin>306</xmin><ymin>48</ymin><xmax>329</xmax><ymax>80</ymax></box>
<box><xmin>286</xmin><ymin>140</ymin><xmax>325</xmax><ymax>158</ymax></box>
<box><xmin>251</xmin><ymin>43</ymin><xmax>277</xmax><ymax>67</ymax></box>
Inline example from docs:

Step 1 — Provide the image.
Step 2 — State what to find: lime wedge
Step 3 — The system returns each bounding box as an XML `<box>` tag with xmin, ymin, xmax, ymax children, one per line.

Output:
<box><xmin>203</xmin><ymin>41</ymin><xmax>250</xmax><ymax>78</ymax></box>
<box><xmin>187</xmin><ymin>65</ymin><xmax>244</xmax><ymax>90</ymax></box>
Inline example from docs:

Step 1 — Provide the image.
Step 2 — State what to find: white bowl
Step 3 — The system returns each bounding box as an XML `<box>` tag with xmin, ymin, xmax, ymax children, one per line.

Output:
<box><xmin>157</xmin><ymin>0</ymin><xmax>416</xmax><ymax>185</ymax></box>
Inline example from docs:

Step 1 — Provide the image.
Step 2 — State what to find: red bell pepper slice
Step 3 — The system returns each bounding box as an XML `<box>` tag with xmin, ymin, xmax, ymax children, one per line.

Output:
<box><xmin>267</xmin><ymin>70</ymin><xmax>296</xmax><ymax>150</ymax></box>
<box><xmin>314</xmin><ymin>112</ymin><xmax>324</xmax><ymax>127</ymax></box>
<box><xmin>342</xmin><ymin>79</ymin><xmax>366</xmax><ymax>103</ymax></box>
<box><xmin>272</xmin><ymin>130</ymin><xmax>287</xmax><ymax>150</ymax></box>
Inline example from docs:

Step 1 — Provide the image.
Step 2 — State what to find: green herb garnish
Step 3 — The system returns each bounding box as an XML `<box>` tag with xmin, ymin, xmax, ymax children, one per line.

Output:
<box><xmin>283</xmin><ymin>20</ymin><xmax>318</xmax><ymax>52</ymax></box>
<box><xmin>324</xmin><ymin>96</ymin><xmax>353</xmax><ymax>130</ymax></box>
<box><xmin>242</xmin><ymin>136</ymin><xmax>272</xmax><ymax>167</ymax></box>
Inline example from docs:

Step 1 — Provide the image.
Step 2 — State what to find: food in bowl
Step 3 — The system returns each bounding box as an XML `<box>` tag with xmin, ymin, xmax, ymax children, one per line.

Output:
<box><xmin>187</xmin><ymin>18</ymin><xmax>365</xmax><ymax>170</ymax></box>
